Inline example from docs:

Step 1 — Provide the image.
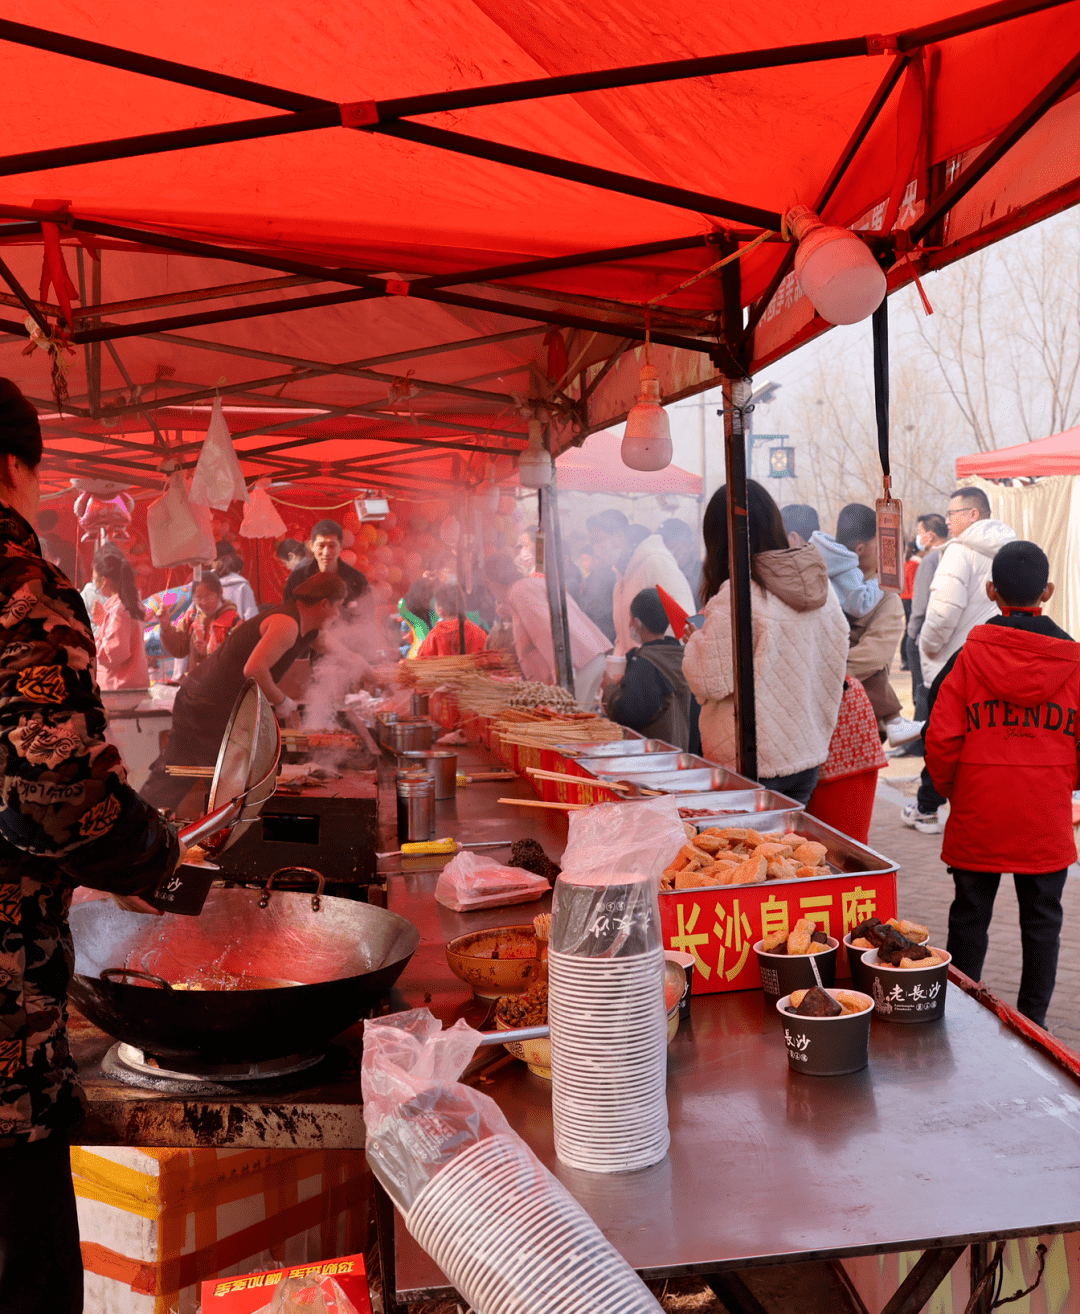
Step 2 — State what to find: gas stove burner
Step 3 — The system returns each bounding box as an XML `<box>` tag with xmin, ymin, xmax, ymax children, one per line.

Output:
<box><xmin>102</xmin><ymin>1043</ymin><xmax>328</xmax><ymax>1094</ymax></box>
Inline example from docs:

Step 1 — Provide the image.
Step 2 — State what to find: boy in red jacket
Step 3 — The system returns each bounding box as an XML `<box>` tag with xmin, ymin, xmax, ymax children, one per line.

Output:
<box><xmin>925</xmin><ymin>540</ymin><xmax>1078</xmax><ymax>1027</ymax></box>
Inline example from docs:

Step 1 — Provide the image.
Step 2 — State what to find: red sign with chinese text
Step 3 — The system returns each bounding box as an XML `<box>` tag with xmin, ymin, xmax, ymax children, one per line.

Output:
<box><xmin>660</xmin><ymin>872</ymin><xmax>897</xmax><ymax>992</ymax></box>
<box><xmin>201</xmin><ymin>1255</ymin><xmax>372</xmax><ymax>1314</ymax></box>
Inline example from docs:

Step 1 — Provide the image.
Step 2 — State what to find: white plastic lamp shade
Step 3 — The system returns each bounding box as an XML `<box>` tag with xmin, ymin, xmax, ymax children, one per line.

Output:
<box><xmin>787</xmin><ymin>204</ymin><xmax>887</xmax><ymax>326</ymax></box>
<box><xmin>518</xmin><ymin>419</ymin><xmax>552</xmax><ymax>489</ymax></box>
<box><xmin>621</xmin><ymin>364</ymin><xmax>673</xmax><ymax>471</ymax></box>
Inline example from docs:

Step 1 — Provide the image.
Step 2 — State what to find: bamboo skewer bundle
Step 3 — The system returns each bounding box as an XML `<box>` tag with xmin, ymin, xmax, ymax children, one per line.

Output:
<box><xmin>398</xmin><ymin>651</ymin><xmax>520</xmax><ymax>691</ymax></box>
<box><xmin>165</xmin><ymin>765</ymin><xmax>216</xmax><ymax>778</ymax></box>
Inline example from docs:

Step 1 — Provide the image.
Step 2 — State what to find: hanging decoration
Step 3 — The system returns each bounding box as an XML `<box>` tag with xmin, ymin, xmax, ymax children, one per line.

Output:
<box><xmin>240</xmin><ymin>476</ymin><xmax>287</xmax><ymax>538</ymax></box>
<box><xmin>72</xmin><ymin>482</ymin><xmax>134</xmax><ymax>543</ymax></box>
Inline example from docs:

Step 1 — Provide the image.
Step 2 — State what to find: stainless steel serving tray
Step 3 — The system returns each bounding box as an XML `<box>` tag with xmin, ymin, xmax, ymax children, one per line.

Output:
<box><xmin>687</xmin><ymin>808</ymin><xmax>898</xmax><ymax>879</ymax></box>
<box><xmin>604</xmin><ymin>766</ymin><xmax>760</xmax><ymax>794</ymax></box>
<box><xmin>552</xmin><ymin>737</ymin><xmax>676</xmax><ymax>758</ymax></box>
<box><xmin>667</xmin><ymin>789</ymin><xmax>798</xmax><ymax>816</ymax></box>
<box><xmin>577</xmin><ymin>751</ymin><xmax>711</xmax><ymax>776</ymax></box>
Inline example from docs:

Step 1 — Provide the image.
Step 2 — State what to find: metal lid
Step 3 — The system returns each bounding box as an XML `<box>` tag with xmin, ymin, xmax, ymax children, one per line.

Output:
<box><xmin>400</xmin><ymin>749</ymin><xmax>457</xmax><ymax>762</ymax></box>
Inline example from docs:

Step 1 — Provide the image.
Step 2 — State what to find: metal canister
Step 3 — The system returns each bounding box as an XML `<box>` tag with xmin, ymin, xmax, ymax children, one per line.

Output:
<box><xmin>376</xmin><ymin>712</ymin><xmax>398</xmax><ymax>746</ymax></box>
<box><xmin>384</xmin><ymin>718</ymin><xmax>436</xmax><ymax>755</ymax></box>
<box><xmin>410</xmin><ymin>691</ymin><xmax>430</xmax><ymax>718</ymax></box>
<box><xmin>399</xmin><ymin>749</ymin><xmax>458</xmax><ymax>799</ymax></box>
<box><xmin>396</xmin><ymin>774</ymin><xmax>435</xmax><ymax>842</ymax></box>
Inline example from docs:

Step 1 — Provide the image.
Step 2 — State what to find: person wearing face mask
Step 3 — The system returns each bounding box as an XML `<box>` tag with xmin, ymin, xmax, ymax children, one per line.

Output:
<box><xmin>211</xmin><ymin>541</ymin><xmax>259</xmax><ymax>621</ymax></box>
<box><xmin>905</xmin><ymin>513</ymin><xmax>949</xmax><ymax>726</ymax></box>
<box><xmin>602</xmin><ymin>588</ymin><xmax>691</xmax><ymax>749</ymax></box>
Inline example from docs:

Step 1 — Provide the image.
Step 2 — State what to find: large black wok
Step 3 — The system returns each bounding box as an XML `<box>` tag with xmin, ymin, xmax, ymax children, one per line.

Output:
<box><xmin>70</xmin><ymin>888</ymin><xmax>419</xmax><ymax>1063</ymax></box>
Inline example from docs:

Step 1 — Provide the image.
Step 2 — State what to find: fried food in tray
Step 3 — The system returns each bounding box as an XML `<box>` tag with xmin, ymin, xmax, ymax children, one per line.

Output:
<box><xmin>661</xmin><ymin>826</ymin><xmax>833</xmax><ymax>891</ymax></box>
<box><xmin>788</xmin><ymin>986</ymin><xmax>871</xmax><ymax>1016</ymax></box>
<box><xmin>849</xmin><ymin>916</ymin><xmax>947</xmax><ymax>967</ymax></box>
<box><xmin>761</xmin><ymin>917</ymin><xmax>832</xmax><ymax>956</ymax></box>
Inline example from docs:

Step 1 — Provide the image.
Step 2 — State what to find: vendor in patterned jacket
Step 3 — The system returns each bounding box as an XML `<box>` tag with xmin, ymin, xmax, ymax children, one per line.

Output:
<box><xmin>0</xmin><ymin>379</ymin><xmax>184</xmax><ymax>1314</ymax></box>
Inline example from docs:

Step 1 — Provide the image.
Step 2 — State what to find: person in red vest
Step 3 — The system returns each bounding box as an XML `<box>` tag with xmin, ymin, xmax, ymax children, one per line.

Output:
<box><xmin>415</xmin><ymin>583</ymin><xmax>487</xmax><ymax>658</ymax></box>
<box><xmin>925</xmin><ymin>540</ymin><xmax>1078</xmax><ymax>1027</ymax></box>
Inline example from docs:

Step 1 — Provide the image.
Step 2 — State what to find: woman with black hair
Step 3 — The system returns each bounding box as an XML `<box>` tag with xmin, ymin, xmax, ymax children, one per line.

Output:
<box><xmin>91</xmin><ymin>550</ymin><xmax>149</xmax><ymax>691</ymax></box>
<box><xmin>0</xmin><ymin>377</ymin><xmax>183</xmax><ymax>1313</ymax></box>
<box><xmin>683</xmin><ymin>480</ymin><xmax>849</xmax><ymax>805</ymax></box>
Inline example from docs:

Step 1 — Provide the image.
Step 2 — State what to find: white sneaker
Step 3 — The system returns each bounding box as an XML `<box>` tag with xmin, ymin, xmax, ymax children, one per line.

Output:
<box><xmin>885</xmin><ymin>715</ymin><xmax>924</xmax><ymax>747</ymax></box>
<box><xmin>901</xmin><ymin>801</ymin><xmax>943</xmax><ymax>834</ymax></box>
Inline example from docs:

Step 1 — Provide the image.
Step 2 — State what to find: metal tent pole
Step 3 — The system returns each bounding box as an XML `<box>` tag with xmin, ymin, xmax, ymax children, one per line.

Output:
<box><xmin>722</xmin><ymin>378</ymin><xmax>757</xmax><ymax>781</ymax></box>
<box><xmin>540</xmin><ymin>469</ymin><xmax>575</xmax><ymax>698</ymax></box>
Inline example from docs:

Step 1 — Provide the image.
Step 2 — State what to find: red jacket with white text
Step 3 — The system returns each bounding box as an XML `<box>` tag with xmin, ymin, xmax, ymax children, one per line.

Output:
<box><xmin>925</xmin><ymin>621</ymin><xmax>1080</xmax><ymax>873</ymax></box>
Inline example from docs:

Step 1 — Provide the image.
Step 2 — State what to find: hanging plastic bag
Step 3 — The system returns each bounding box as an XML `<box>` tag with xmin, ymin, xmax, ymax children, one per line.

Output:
<box><xmin>240</xmin><ymin>476</ymin><xmax>287</xmax><ymax>538</ymax></box>
<box><xmin>190</xmin><ymin>396</ymin><xmax>249</xmax><ymax>510</ymax></box>
<box><xmin>145</xmin><ymin>473</ymin><xmax>215</xmax><ymax>567</ymax></box>
<box><xmin>362</xmin><ymin>1009</ymin><xmax>662</xmax><ymax>1313</ymax></box>
<box><xmin>434</xmin><ymin>850</ymin><xmax>548</xmax><ymax>912</ymax></box>
<box><xmin>550</xmin><ymin>796</ymin><xmax>685</xmax><ymax>958</ymax></box>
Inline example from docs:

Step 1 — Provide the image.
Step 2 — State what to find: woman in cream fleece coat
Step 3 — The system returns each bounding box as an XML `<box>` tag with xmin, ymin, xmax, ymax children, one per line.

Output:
<box><xmin>684</xmin><ymin>483</ymin><xmax>849</xmax><ymax>805</ymax></box>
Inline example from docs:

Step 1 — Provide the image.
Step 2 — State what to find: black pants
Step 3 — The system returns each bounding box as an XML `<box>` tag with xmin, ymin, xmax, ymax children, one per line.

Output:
<box><xmin>947</xmin><ymin>868</ymin><xmax>1068</xmax><ymax>1027</ymax></box>
<box><xmin>909</xmin><ymin>644</ymin><xmax>929</xmax><ymax>723</ymax></box>
<box><xmin>759</xmin><ymin>765</ymin><xmax>820</xmax><ymax>808</ymax></box>
<box><xmin>140</xmin><ymin>686</ymin><xmax>228</xmax><ymax>812</ymax></box>
<box><xmin>0</xmin><ymin>1135</ymin><xmax>82</xmax><ymax>1314</ymax></box>
<box><xmin>916</xmin><ymin>763</ymin><xmax>947</xmax><ymax>814</ymax></box>
<box><xmin>900</xmin><ymin>598</ymin><xmax>912</xmax><ymax>668</ymax></box>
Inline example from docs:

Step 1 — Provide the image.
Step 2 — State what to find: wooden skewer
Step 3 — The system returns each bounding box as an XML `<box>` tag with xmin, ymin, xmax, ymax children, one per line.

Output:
<box><xmin>165</xmin><ymin>766</ymin><xmax>215</xmax><ymax>778</ymax></box>
<box><xmin>497</xmin><ymin>796</ymin><xmax>592</xmax><ymax>811</ymax></box>
<box><xmin>525</xmin><ymin>767</ymin><xmax>630</xmax><ymax>792</ymax></box>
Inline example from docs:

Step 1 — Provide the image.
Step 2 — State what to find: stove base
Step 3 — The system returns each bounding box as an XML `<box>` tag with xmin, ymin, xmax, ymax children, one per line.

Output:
<box><xmin>103</xmin><ymin>1043</ymin><xmax>329</xmax><ymax>1095</ymax></box>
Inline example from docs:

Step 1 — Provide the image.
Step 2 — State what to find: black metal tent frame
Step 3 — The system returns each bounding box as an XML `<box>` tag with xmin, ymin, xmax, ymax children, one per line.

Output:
<box><xmin>0</xmin><ymin>0</ymin><xmax>1077</xmax><ymax>769</ymax></box>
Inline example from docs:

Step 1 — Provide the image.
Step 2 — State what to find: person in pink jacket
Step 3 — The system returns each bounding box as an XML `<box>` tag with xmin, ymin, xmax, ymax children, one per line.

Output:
<box><xmin>483</xmin><ymin>552</ymin><xmax>611</xmax><ymax>708</ymax></box>
<box><xmin>92</xmin><ymin>550</ymin><xmax>150</xmax><ymax>691</ymax></box>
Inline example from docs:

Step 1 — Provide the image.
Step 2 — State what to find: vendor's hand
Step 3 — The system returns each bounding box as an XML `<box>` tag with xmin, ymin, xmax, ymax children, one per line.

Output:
<box><xmin>275</xmin><ymin>695</ymin><xmax>299</xmax><ymax>721</ymax></box>
<box><xmin>601</xmin><ymin>672</ymin><xmax>622</xmax><ymax>690</ymax></box>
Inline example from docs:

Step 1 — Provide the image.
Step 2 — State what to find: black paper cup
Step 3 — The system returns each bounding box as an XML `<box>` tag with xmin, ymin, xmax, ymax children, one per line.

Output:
<box><xmin>843</xmin><ymin>935</ymin><xmax>876</xmax><ymax>992</ymax></box>
<box><xmin>775</xmin><ymin>990</ymin><xmax>873</xmax><ymax>1076</ymax></box>
<box><xmin>861</xmin><ymin>948</ymin><xmax>951</xmax><ymax>1023</ymax></box>
<box><xmin>754</xmin><ymin>938</ymin><xmax>838</xmax><ymax>998</ymax></box>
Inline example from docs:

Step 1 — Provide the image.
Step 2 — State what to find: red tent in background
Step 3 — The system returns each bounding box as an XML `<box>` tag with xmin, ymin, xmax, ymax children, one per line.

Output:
<box><xmin>504</xmin><ymin>428</ymin><xmax>701</xmax><ymax>494</ymax></box>
<box><xmin>956</xmin><ymin>426</ymin><xmax>1080</xmax><ymax>478</ymax></box>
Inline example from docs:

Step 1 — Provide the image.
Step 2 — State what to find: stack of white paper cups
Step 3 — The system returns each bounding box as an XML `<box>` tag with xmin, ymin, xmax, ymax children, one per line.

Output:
<box><xmin>407</xmin><ymin>1133</ymin><xmax>663</xmax><ymax>1313</ymax></box>
<box><xmin>548</xmin><ymin>871</ymin><xmax>670</xmax><ymax>1173</ymax></box>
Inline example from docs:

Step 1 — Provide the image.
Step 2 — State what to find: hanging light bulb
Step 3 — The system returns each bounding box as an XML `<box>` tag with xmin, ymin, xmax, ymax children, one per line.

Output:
<box><xmin>518</xmin><ymin>418</ymin><xmax>552</xmax><ymax>489</ymax></box>
<box><xmin>787</xmin><ymin>204</ymin><xmax>887</xmax><ymax>325</ymax></box>
<box><xmin>476</xmin><ymin>459</ymin><xmax>500</xmax><ymax>512</ymax></box>
<box><xmin>621</xmin><ymin>362</ymin><xmax>672</xmax><ymax>472</ymax></box>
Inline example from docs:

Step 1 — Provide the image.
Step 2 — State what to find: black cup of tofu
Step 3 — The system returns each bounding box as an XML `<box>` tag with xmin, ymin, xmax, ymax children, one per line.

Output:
<box><xmin>861</xmin><ymin>949</ymin><xmax>951</xmax><ymax>1023</ymax></box>
<box><xmin>754</xmin><ymin>937</ymin><xmax>838</xmax><ymax>998</ymax></box>
<box><xmin>775</xmin><ymin>989</ymin><xmax>874</xmax><ymax>1075</ymax></box>
<box><xmin>843</xmin><ymin>935</ymin><xmax>876</xmax><ymax>993</ymax></box>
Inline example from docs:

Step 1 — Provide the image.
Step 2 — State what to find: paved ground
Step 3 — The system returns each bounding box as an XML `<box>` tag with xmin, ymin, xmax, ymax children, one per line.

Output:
<box><xmin>874</xmin><ymin>669</ymin><xmax>1080</xmax><ymax>1051</ymax></box>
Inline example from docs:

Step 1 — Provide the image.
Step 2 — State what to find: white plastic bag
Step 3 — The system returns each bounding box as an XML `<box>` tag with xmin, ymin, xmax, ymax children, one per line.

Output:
<box><xmin>550</xmin><ymin>796</ymin><xmax>685</xmax><ymax>958</ymax></box>
<box><xmin>190</xmin><ymin>396</ymin><xmax>249</xmax><ymax>510</ymax></box>
<box><xmin>145</xmin><ymin>473</ymin><xmax>215</xmax><ymax>567</ymax></box>
<box><xmin>435</xmin><ymin>850</ymin><xmax>549</xmax><ymax>912</ymax></box>
<box><xmin>241</xmin><ymin>476</ymin><xmax>287</xmax><ymax>538</ymax></box>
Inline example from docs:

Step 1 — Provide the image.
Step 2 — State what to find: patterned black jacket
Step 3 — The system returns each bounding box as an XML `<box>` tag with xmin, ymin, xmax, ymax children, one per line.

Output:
<box><xmin>0</xmin><ymin>502</ymin><xmax>178</xmax><ymax>1142</ymax></box>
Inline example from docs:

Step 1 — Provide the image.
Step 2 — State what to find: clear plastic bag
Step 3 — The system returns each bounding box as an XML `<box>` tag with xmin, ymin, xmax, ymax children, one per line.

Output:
<box><xmin>240</xmin><ymin>476</ymin><xmax>288</xmax><ymax>538</ymax></box>
<box><xmin>550</xmin><ymin>796</ymin><xmax>685</xmax><ymax>958</ymax></box>
<box><xmin>361</xmin><ymin>1008</ymin><xmax>663</xmax><ymax>1314</ymax></box>
<box><xmin>435</xmin><ymin>850</ymin><xmax>549</xmax><ymax>912</ymax></box>
<box><xmin>252</xmin><ymin>1274</ymin><xmax>363</xmax><ymax>1314</ymax></box>
<box><xmin>361</xmin><ymin>1008</ymin><xmax>510</xmax><ymax>1213</ymax></box>
<box><xmin>146</xmin><ymin>473</ymin><xmax>215</xmax><ymax>567</ymax></box>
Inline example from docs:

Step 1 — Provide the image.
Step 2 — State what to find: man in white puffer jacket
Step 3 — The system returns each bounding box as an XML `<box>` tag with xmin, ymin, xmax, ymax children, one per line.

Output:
<box><xmin>919</xmin><ymin>487</ymin><xmax>1017</xmax><ymax>686</ymax></box>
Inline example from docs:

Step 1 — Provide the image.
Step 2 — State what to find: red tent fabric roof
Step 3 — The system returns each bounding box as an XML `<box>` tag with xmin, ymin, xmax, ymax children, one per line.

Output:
<box><xmin>956</xmin><ymin>426</ymin><xmax>1080</xmax><ymax>478</ymax></box>
<box><xmin>0</xmin><ymin>0</ymin><xmax>1077</xmax><ymax>495</ymax></box>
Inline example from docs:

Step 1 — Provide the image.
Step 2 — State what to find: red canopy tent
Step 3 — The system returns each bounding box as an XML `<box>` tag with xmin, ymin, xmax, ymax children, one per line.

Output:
<box><xmin>0</xmin><ymin>0</ymin><xmax>1075</xmax><ymax>499</ymax></box>
<box><xmin>956</xmin><ymin>425</ymin><xmax>1080</xmax><ymax>478</ymax></box>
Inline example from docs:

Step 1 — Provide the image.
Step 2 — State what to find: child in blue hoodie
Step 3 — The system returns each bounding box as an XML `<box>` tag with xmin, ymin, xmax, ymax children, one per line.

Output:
<box><xmin>811</xmin><ymin>528</ymin><xmax>883</xmax><ymax>618</ymax></box>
